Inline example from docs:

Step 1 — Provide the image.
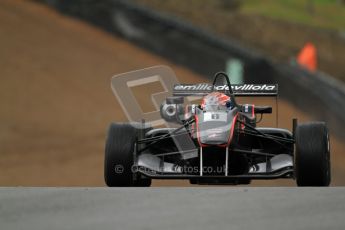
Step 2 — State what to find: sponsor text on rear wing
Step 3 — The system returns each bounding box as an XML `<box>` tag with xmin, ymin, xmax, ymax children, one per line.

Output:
<box><xmin>173</xmin><ymin>84</ymin><xmax>278</xmax><ymax>97</ymax></box>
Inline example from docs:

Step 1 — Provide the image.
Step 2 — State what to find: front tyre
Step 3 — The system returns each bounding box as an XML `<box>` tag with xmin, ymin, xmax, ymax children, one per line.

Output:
<box><xmin>104</xmin><ymin>123</ymin><xmax>151</xmax><ymax>187</ymax></box>
<box><xmin>295</xmin><ymin>122</ymin><xmax>331</xmax><ymax>186</ymax></box>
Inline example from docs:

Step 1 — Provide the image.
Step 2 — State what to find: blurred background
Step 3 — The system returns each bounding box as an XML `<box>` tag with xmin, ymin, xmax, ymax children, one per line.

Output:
<box><xmin>0</xmin><ymin>0</ymin><xmax>344</xmax><ymax>186</ymax></box>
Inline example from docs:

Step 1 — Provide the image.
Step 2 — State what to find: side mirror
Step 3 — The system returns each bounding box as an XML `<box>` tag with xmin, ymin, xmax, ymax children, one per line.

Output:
<box><xmin>160</xmin><ymin>97</ymin><xmax>184</xmax><ymax>123</ymax></box>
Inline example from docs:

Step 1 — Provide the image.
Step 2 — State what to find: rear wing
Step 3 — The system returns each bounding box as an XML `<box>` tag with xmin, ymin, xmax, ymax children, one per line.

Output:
<box><xmin>173</xmin><ymin>84</ymin><xmax>278</xmax><ymax>97</ymax></box>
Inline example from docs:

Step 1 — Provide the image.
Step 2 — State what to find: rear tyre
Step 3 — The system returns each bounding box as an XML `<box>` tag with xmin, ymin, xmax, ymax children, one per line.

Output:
<box><xmin>104</xmin><ymin>123</ymin><xmax>152</xmax><ymax>187</ymax></box>
<box><xmin>295</xmin><ymin>122</ymin><xmax>331</xmax><ymax>186</ymax></box>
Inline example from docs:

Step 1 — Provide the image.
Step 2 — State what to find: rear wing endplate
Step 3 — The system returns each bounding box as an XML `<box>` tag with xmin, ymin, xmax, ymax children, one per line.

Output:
<box><xmin>173</xmin><ymin>84</ymin><xmax>278</xmax><ymax>97</ymax></box>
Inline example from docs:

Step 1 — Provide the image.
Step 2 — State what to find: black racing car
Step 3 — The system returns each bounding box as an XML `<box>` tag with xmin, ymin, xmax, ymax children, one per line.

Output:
<box><xmin>105</xmin><ymin>72</ymin><xmax>331</xmax><ymax>187</ymax></box>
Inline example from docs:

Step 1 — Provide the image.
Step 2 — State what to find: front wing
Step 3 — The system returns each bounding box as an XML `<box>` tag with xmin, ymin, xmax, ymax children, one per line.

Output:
<box><xmin>134</xmin><ymin>153</ymin><xmax>294</xmax><ymax>180</ymax></box>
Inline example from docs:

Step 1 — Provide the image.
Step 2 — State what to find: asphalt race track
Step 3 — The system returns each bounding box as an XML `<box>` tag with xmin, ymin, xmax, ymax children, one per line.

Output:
<box><xmin>0</xmin><ymin>188</ymin><xmax>344</xmax><ymax>230</ymax></box>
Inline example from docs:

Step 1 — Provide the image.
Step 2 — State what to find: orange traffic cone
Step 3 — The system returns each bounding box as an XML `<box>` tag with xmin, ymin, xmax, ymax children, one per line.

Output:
<box><xmin>297</xmin><ymin>42</ymin><xmax>317</xmax><ymax>72</ymax></box>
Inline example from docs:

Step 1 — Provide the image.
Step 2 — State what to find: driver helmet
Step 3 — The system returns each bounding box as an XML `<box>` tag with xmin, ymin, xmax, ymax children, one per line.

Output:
<box><xmin>201</xmin><ymin>92</ymin><xmax>233</xmax><ymax>111</ymax></box>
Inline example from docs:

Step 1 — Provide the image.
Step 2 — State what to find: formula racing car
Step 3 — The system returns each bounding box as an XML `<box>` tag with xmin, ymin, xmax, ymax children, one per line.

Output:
<box><xmin>105</xmin><ymin>70</ymin><xmax>331</xmax><ymax>187</ymax></box>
